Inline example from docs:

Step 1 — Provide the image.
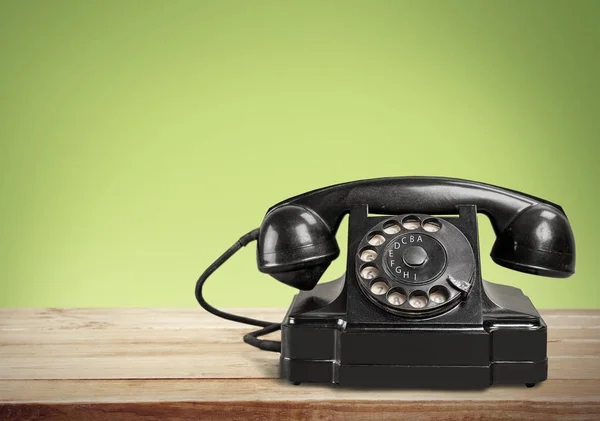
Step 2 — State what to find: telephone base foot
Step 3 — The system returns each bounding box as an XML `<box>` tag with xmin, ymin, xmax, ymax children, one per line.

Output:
<box><xmin>280</xmin><ymin>358</ymin><xmax>547</xmax><ymax>389</ymax></box>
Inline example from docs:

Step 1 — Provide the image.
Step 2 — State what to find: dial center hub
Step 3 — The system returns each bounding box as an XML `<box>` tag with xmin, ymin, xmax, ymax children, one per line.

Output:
<box><xmin>403</xmin><ymin>246</ymin><xmax>428</xmax><ymax>267</ymax></box>
<box><xmin>383</xmin><ymin>233</ymin><xmax>447</xmax><ymax>284</ymax></box>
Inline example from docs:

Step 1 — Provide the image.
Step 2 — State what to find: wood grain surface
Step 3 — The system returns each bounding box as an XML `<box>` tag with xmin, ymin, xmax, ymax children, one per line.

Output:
<box><xmin>0</xmin><ymin>308</ymin><xmax>599</xmax><ymax>420</ymax></box>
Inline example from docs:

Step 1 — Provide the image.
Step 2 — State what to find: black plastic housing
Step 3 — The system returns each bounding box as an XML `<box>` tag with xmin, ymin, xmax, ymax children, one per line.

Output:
<box><xmin>279</xmin><ymin>205</ymin><xmax>548</xmax><ymax>388</ymax></box>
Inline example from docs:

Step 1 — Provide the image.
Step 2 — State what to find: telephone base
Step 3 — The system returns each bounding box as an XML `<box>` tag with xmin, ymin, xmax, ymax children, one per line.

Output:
<box><xmin>281</xmin><ymin>358</ymin><xmax>547</xmax><ymax>389</ymax></box>
<box><xmin>280</xmin><ymin>276</ymin><xmax>548</xmax><ymax>388</ymax></box>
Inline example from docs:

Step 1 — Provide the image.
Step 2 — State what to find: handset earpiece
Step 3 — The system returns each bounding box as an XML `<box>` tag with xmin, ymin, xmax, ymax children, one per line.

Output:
<box><xmin>257</xmin><ymin>205</ymin><xmax>340</xmax><ymax>290</ymax></box>
<box><xmin>490</xmin><ymin>204</ymin><xmax>575</xmax><ymax>277</ymax></box>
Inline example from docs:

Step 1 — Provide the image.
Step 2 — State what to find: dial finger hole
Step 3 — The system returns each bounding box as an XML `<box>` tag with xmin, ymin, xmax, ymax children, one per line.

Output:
<box><xmin>429</xmin><ymin>285</ymin><xmax>449</xmax><ymax>304</ymax></box>
<box><xmin>368</xmin><ymin>233</ymin><xmax>386</xmax><ymax>246</ymax></box>
<box><xmin>383</xmin><ymin>221</ymin><xmax>401</xmax><ymax>235</ymax></box>
<box><xmin>360</xmin><ymin>248</ymin><xmax>378</xmax><ymax>262</ymax></box>
<box><xmin>360</xmin><ymin>265</ymin><xmax>379</xmax><ymax>280</ymax></box>
<box><xmin>387</xmin><ymin>289</ymin><xmax>407</xmax><ymax>306</ymax></box>
<box><xmin>422</xmin><ymin>218</ymin><xmax>441</xmax><ymax>233</ymax></box>
<box><xmin>402</xmin><ymin>215</ymin><xmax>421</xmax><ymax>230</ymax></box>
<box><xmin>370</xmin><ymin>279</ymin><xmax>389</xmax><ymax>295</ymax></box>
<box><xmin>408</xmin><ymin>291</ymin><xmax>428</xmax><ymax>308</ymax></box>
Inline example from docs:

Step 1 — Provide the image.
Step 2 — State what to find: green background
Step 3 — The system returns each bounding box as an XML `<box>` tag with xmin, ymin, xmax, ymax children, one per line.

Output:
<box><xmin>1</xmin><ymin>0</ymin><xmax>598</xmax><ymax>308</ymax></box>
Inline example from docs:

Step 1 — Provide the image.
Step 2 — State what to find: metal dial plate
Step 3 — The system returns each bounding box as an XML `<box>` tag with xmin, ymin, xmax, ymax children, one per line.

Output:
<box><xmin>355</xmin><ymin>214</ymin><xmax>476</xmax><ymax>317</ymax></box>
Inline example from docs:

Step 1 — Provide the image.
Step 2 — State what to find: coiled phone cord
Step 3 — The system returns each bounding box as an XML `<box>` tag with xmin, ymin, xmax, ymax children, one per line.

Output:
<box><xmin>194</xmin><ymin>228</ymin><xmax>282</xmax><ymax>352</ymax></box>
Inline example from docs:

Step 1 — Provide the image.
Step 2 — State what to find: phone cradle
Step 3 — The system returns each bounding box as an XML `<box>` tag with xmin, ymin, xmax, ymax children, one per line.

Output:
<box><xmin>279</xmin><ymin>206</ymin><xmax>547</xmax><ymax>388</ymax></box>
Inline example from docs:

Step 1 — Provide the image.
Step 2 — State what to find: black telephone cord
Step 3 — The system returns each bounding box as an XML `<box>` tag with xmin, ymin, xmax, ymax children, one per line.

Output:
<box><xmin>194</xmin><ymin>228</ymin><xmax>281</xmax><ymax>352</ymax></box>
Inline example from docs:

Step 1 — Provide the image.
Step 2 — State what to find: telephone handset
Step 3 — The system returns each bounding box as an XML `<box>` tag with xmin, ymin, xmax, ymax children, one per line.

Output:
<box><xmin>196</xmin><ymin>177</ymin><xmax>575</xmax><ymax>388</ymax></box>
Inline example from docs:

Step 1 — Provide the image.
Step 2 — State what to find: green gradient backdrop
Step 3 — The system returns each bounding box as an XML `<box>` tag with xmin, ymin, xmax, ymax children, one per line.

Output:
<box><xmin>0</xmin><ymin>1</ymin><xmax>598</xmax><ymax>308</ymax></box>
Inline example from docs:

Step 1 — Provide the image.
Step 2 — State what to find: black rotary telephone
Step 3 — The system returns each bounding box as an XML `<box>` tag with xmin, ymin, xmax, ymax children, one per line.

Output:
<box><xmin>196</xmin><ymin>177</ymin><xmax>575</xmax><ymax>388</ymax></box>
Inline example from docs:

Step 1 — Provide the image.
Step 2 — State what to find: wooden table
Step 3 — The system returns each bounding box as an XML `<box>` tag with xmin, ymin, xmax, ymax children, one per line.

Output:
<box><xmin>0</xmin><ymin>309</ymin><xmax>598</xmax><ymax>420</ymax></box>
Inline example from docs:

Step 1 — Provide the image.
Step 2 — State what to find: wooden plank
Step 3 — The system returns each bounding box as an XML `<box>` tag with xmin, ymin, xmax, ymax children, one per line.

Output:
<box><xmin>0</xmin><ymin>309</ymin><xmax>599</xmax><ymax>420</ymax></box>
<box><xmin>0</xmin><ymin>341</ymin><xmax>597</xmax><ymax>380</ymax></box>
<box><xmin>1</xmin><ymin>308</ymin><xmax>598</xmax><ymax>330</ymax></box>
<box><xmin>0</xmin><ymin>308</ymin><xmax>286</xmax><ymax>330</ymax></box>
<box><xmin>1</xmin><ymin>379</ymin><xmax>600</xmax><ymax>403</ymax></box>
<box><xmin>2</xmin><ymin>400</ymin><xmax>600</xmax><ymax>421</ymax></box>
<box><xmin>0</xmin><ymin>309</ymin><xmax>598</xmax><ymax>381</ymax></box>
